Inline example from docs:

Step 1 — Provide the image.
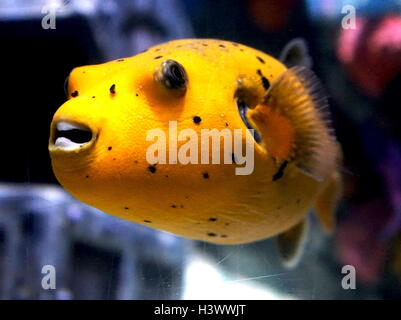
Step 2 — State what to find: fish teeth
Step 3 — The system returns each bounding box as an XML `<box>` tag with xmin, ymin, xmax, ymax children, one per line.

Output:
<box><xmin>56</xmin><ymin>121</ymin><xmax>89</xmax><ymax>132</ymax></box>
<box><xmin>54</xmin><ymin>137</ymin><xmax>85</xmax><ymax>151</ymax></box>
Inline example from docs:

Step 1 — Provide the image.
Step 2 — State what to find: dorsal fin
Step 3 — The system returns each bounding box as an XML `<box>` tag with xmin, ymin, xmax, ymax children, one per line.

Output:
<box><xmin>247</xmin><ymin>66</ymin><xmax>337</xmax><ymax>182</ymax></box>
<box><xmin>279</xmin><ymin>38</ymin><xmax>312</xmax><ymax>68</ymax></box>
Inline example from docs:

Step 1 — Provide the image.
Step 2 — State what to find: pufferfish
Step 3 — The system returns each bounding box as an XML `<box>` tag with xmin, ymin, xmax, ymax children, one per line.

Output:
<box><xmin>49</xmin><ymin>38</ymin><xmax>342</xmax><ymax>266</ymax></box>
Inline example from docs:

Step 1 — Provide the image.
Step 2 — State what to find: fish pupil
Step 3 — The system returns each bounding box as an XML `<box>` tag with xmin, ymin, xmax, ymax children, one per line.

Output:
<box><xmin>171</xmin><ymin>65</ymin><xmax>183</xmax><ymax>80</ymax></box>
<box><xmin>162</xmin><ymin>60</ymin><xmax>187</xmax><ymax>89</ymax></box>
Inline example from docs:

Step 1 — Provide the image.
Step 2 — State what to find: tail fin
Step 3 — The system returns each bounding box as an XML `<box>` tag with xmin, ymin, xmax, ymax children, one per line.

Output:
<box><xmin>315</xmin><ymin>169</ymin><xmax>343</xmax><ymax>233</ymax></box>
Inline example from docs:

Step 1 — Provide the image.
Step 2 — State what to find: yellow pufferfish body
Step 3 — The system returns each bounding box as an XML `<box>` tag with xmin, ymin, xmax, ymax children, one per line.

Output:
<box><xmin>49</xmin><ymin>39</ymin><xmax>342</xmax><ymax>255</ymax></box>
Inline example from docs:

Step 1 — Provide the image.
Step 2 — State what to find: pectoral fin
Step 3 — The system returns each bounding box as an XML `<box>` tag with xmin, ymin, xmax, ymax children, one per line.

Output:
<box><xmin>276</xmin><ymin>218</ymin><xmax>309</xmax><ymax>269</ymax></box>
<box><xmin>247</xmin><ymin>66</ymin><xmax>338</xmax><ymax>182</ymax></box>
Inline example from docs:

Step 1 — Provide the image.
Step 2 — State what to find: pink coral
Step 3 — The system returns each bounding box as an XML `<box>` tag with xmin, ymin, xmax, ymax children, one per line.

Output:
<box><xmin>337</xmin><ymin>15</ymin><xmax>401</xmax><ymax>97</ymax></box>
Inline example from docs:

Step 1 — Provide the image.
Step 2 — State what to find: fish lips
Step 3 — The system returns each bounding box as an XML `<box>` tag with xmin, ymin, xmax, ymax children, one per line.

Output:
<box><xmin>49</xmin><ymin>120</ymin><xmax>97</xmax><ymax>153</ymax></box>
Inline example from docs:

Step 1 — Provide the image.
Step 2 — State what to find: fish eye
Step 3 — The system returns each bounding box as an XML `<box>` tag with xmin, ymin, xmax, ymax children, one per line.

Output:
<box><xmin>64</xmin><ymin>74</ymin><xmax>70</xmax><ymax>98</ymax></box>
<box><xmin>155</xmin><ymin>60</ymin><xmax>188</xmax><ymax>91</ymax></box>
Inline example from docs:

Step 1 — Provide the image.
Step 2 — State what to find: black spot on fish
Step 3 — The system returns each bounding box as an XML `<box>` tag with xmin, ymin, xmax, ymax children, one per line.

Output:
<box><xmin>165</xmin><ymin>175</ymin><xmax>169</xmax><ymax>178</ymax></box>
<box><xmin>71</xmin><ymin>90</ymin><xmax>79</xmax><ymax>97</ymax></box>
<box><xmin>225</xmin><ymin>122</ymin><xmax>229</xmax><ymax>127</ymax></box>
<box><xmin>136</xmin><ymin>93</ymin><xmax>139</xmax><ymax>97</ymax></box>
<box><xmin>171</xmin><ymin>204</ymin><xmax>177</xmax><ymax>208</ymax></box>
<box><xmin>113</xmin><ymin>158</ymin><xmax>116</xmax><ymax>161</ymax></box>
<box><xmin>272</xmin><ymin>160</ymin><xmax>288</xmax><ymax>181</ymax></box>
<box><xmin>154</xmin><ymin>56</ymin><xmax>163</xmax><ymax>59</ymax></box>
<box><xmin>202</xmin><ymin>172</ymin><xmax>209</xmax><ymax>179</ymax></box>
<box><xmin>85</xmin><ymin>175</ymin><xmax>89</xmax><ymax>179</ymax></box>
<box><xmin>257</xmin><ymin>69</ymin><xmax>263</xmax><ymax>76</ymax></box>
<box><xmin>208</xmin><ymin>218</ymin><xmax>217</xmax><ymax>222</ymax></box>
<box><xmin>193</xmin><ymin>116</ymin><xmax>202</xmax><ymax>124</ymax></box>
<box><xmin>202</xmin><ymin>43</ymin><xmax>208</xmax><ymax>47</ymax></box>
<box><xmin>110</xmin><ymin>84</ymin><xmax>116</xmax><ymax>94</ymax></box>
<box><xmin>207</xmin><ymin>232</ymin><xmax>217</xmax><ymax>237</ymax></box>
<box><xmin>124</xmin><ymin>207</ymin><xmax>129</xmax><ymax>210</ymax></box>
<box><xmin>240</xmin><ymin>48</ymin><xmax>244</xmax><ymax>52</ymax></box>
<box><xmin>108</xmin><ymin>146</ymin><xmax>112</xmax><ymax>151</ymax></box>
<box><xmin>221</xmin><ymin>235</ymin><xmax>228</xmax><ymax>238</ymax></box>
<box><xmin>92</xmin><ymin>96</ymin><xmax>96</xmax><ymax>99</ymax></box>
<box><xmin>134</xmin><ymin>160</ymin><xmax>138</xmax><ymax>164</ymax></box>
<box><xmin>219</xmin><ymin>44</ymin><xmax>226</xmax><ymax>48</ymax></box>
<box><xmin>144</xmin><ymin>220</ymin><xmax>152</xmax><ymax>223</ymax></box>
<box><xmin>117</xmin><ymin>59</ymin><xmax>124</xmax><ymax>62</ymax></box>
<box><xmin>261</xmin><ymin>76</ymin><xmax>270</xmax><ymax>90</ymax></box>
<box><xmin>148</xmin><ymin>165</ymin><xmax>157</xmax><ymax>173</ymax></box>
<box><xmin>256</xmin><ymin>56</ymin><xmax>265</xmax><ymax>64</ymax></box>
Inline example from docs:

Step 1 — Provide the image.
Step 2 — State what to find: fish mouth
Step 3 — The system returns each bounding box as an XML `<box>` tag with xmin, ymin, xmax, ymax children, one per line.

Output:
<box><xmin>49</xmin><ymin>121</ymin><xmax>95</xmax><ymax>152</ymax></box>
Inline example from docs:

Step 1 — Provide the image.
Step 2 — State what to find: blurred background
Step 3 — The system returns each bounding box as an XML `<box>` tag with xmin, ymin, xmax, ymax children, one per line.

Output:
<box><xmin>0</xmin><ymin>0</ymin><xmax>401</xmax><ymax>299</ymax></box>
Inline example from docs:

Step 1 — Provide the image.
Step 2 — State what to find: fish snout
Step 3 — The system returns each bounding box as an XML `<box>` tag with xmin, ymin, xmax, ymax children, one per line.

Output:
<box><xmin>49</xmin><ymin>120</ymin><xmax>96</xmax><ymax>153</ymax></box>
